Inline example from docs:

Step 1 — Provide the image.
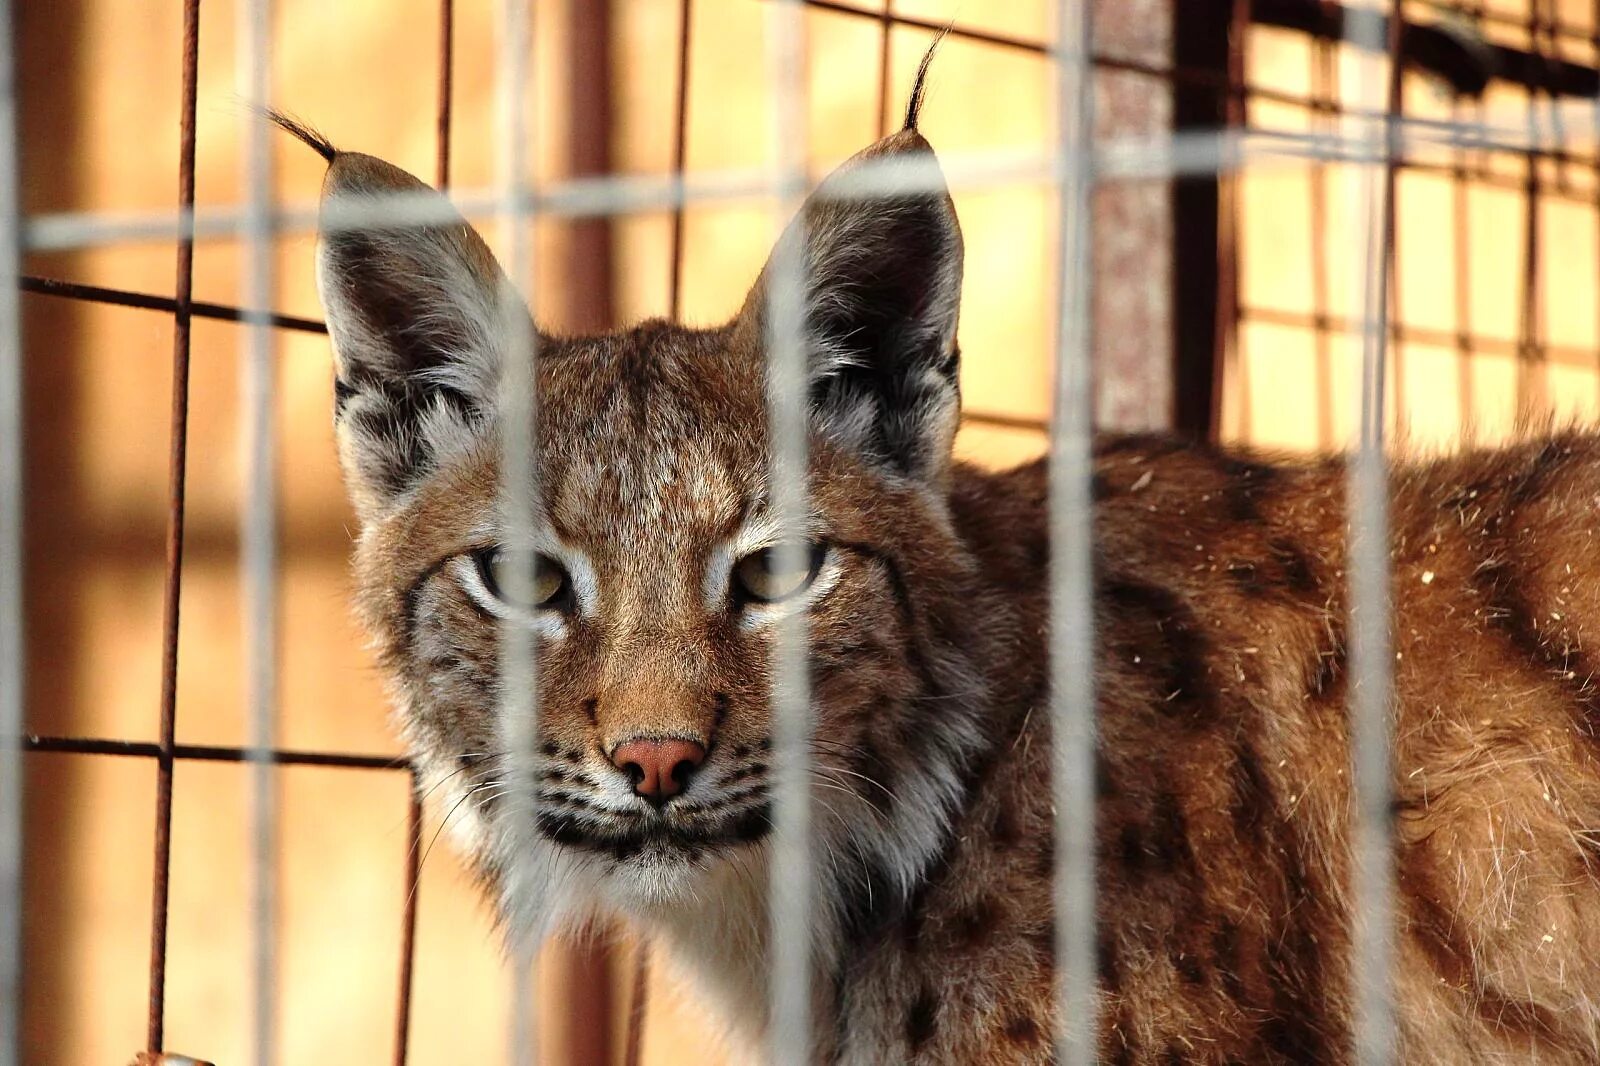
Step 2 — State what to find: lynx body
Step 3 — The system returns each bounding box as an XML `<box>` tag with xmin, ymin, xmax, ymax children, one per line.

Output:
<box><xmin>280</xmin><ymin>98</ymin><xmax>1600</xmax><ymax>1062</ymax></box>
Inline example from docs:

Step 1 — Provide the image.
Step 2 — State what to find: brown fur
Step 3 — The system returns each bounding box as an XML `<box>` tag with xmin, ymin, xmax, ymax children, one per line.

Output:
<box><xmin>284</xmin><ymin>108</ymin><xmax>1600</xmax><ymax>1062</ymax></box>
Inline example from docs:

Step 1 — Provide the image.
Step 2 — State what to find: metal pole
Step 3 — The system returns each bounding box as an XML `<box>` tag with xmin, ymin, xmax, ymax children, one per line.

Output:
<box><xmin>1343</xmin><ymin>3</ymin><xmax>1397</xmax><ymax>1063</ymax></box>
<box><xmin>1048</xmin><ymin>0</ymin><xmax>1097</xmax><ymax>1061</ymax></box>
<box><xmin>494</xmin><ymin>1</ymin><xmax>540</xmax><ymax>1062</ymax></box>
<box><xmin>236</xmin><ymin>0</ymin><xmax>279</xmax><ymax>1060</ymax></box>
<box><xmin>764</xmin><ymin>1</ymin><xmax>812</xmax><ymax>1062</ymax></box>
<box><xmin>0</xmin><ymin>0</ymin><xmax>23</xmax><ymax>1056</ymax></box>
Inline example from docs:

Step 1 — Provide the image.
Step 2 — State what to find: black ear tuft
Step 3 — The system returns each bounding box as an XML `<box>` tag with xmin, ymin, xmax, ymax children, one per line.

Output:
<box><xmin>902</xmin><ymin>27</ymin><xmax>950</xmax><ymax>133</ymax></box>
<box><xmin>265</xmin><ymin>108</ymin><xmax>337</xmax><ymax>162</ymax></box>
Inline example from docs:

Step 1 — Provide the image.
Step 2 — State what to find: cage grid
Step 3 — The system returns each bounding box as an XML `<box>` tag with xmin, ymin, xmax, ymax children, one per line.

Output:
<box><xmin>6</xmin><ymin>0</ymin><xmax>1600</xmax><ymax>1063</ymax></box>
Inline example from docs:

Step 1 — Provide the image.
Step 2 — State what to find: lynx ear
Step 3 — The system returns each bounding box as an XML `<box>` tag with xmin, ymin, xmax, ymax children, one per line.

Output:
<box><xmin>290</xmin><ymin>125</ymin><xmax>530</xmax><ymax>518</ymax></box>
<box><xmin>740</xmin><ymin>129</ymin><xmax>964</xmax><ymax>485</ymax></box>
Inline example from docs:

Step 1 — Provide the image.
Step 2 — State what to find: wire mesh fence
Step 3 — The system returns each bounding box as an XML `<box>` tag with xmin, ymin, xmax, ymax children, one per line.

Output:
<box><xmin>6</xmin><ymin>0</ymin><xmax>1600</xmax><ymax>1063</ymax></box>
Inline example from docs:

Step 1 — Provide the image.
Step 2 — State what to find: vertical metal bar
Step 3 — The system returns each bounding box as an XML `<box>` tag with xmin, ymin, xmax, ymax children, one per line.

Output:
<box><xmin>394</xmin><ymin>783</ymin><xmax>421</xmax><ymax>1066</ymax></box>
<box><xmin>1383</xmin><ymin>18</ymin><xmax>1405</xmax><ymax>443</ymax></box>
<box><xmin>436</xmin><ymin>0</ymin><xmax>455</xmax><ymax>191</ymax></box>
<box><xmin>1216</xmin><ymin>0</ymin><xmax>1250</xmax><ymax>444</ymax></box>
<box><xmin>494</xmin><ymin>1</ymin><xmax>540</xmax><ymax>1063</ymax></box>
<box><xmin>0</xmin><ymin>0</ymin><xmax>22</xmax><ymax>1056</ymax></box>
<box><xmin>1049</xmin><ymin>0</ymin><xmax>1096</xmax><ymax>1061</ymax></box>
<box><xmin>1311</xmin><ymin>29</ymin><xmax>1337</xmax><ymax>449</ymax></box>
<box><xmin>668</xmin><ymin>0</ymin><xmax>694</xmax><ymax>320</ymax></box>
<box><xmin>623</xmin><ymin>940</ymin><xmax>650</xmax><ymax>1066</ymax></box>
<box><xmin>874</xmin><ymin>1</ymin><xmax>894</xmax><ymax>140</ymax></box>
<box><xmin>1452</xmin><ymin>6</ymin><xmax>1482</xmax><ymax>438</ymax></box>
<box><xmin>147</xmin><ymin>0</ymin><xmax>202</xmax><ymax>1052</ymax></box>
<box><xmin>764</xmin><ymin>1</ymin><xmax>811</xmax><ymax>1063</ymax></box>
<box><xmin>1343</xmin><ymin>2</ymin><xmax>1397</xmax><ymax>1063</ymax></box>
<box><xmin>617</xmin><ymin>0</ymin><xmax>652</xmax><ymax>962</ymax></box>
<box><xmin>394</xmin><ymin>9</ymin><xmax>456</xmax><ymax>1062</ymax></box>
<box><xmin>1517</xmin><ymin>0</ymin><xmax>1548</xmax><ymax>415</ymax></box>
<box><xmin>238</xmin><ymin>0</ymin><xmax>279</xmax><ymax>1051</ymax></box>
<box><xmin>237</xmin><ymin>0</ymin><xmax>279</xmax><ymax>1057</ymax></box>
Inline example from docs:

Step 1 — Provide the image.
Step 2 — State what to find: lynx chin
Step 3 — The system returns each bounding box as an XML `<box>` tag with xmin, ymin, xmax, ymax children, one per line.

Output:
<box><xmin>278</xmin><ymin>60</ymin><xmax>1600</xmax><ymax>1066</ymax></box>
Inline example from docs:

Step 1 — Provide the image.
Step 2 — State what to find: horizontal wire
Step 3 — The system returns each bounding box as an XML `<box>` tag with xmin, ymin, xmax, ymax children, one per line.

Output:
<box><xmin>23</xmin><ymin>733</ymin><xmax>405</xmax><ymax>770</ymax></box>
<box><xmin>18</xmin><ymin>274</ymin><xmax>1048</xmax><ymax>432</ymax></box>
<box><xmin>1240</xmin><ymin>304</ymin><xmax>1600</xmax><ymax>367</ymax></box>
<box><xmin>45</xmin><ymin>268</ymin><xmax>1592</xmax><ymax>434</ymax></box>
<box><xmin>796</xmin><ymin>0</ymin><xmax>1600</xmax><ymax>83</ymax></box>
<box><xmin>20</xmin><ymin>101</ymin><xmax>1600</xmax><ymax>253</ymax></box>
<box><xmin>20</xmin><ymin>275</ymin><xmax>326</xmax><ymax>333</ymax></box>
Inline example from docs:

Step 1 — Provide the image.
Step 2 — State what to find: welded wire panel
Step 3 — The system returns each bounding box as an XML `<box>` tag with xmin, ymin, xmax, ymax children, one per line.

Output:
<box><xmin>15</xmin><ymin>3</ymin><xmax>1600</xmax><ymax>1059</ymax></box>
<box><xmin>236</xmin><ymin>0</ymin><xmax>279</xmax><ymax>1062</ymax></box>
<box><xmin>1341</xmin><ymin>3</ymin><xmax>1398</xmax><ymax>1063</ymax></box>
<box><xmin>763</xmin><ymin>2</ymin><xmax>813</xmax><ymax>1063</ymax></box>
<box><xmin>0</xmin><ymin>0</ymin><xmax>22</xmax><ymax>1059</ymax></box>
<box><xmin>493</xmin><ymin>1</ymin><xmax>541</xmax><ymax>1062</ymax></box>
<box><xmin>1048</xmin><ymin>1</ymin><xmax>1097</xmax><ymax>1062</ymax></box>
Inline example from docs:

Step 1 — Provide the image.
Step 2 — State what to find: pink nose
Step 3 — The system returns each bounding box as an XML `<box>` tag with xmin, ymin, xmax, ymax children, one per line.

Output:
<box><xmin>610</xmin><ymin>738</ymin><xmax>707</xmax><ymax>804</ymax></box>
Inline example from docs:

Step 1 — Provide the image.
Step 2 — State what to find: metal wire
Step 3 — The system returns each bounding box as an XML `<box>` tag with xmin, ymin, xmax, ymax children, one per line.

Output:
<box><xmin>626</xmin><ymin>0</ymin><xmax>698</xmax><ymax>1025</ymax></box>
<box><xmin>1048</xmin><ymin>1</ymin><xmax>1097</xmax><ymax>1061</ymax></box>
<box><xmin>21</xmin><ymin>96</ymin><xmax>1600</xmax><ymax>255</ymax></box>
<box><xmin>25</xmin><ymin>735</ymin><xmax>405</xmax><ymax>769</ymax></box>
<box><xmin>393</xmin><ymin>12</ymin><xmax>459</xmax><ymax>1062</ymax></box>
<box><xmin>493</xmin><ymin>1</ymin><xmax>541</xmax><ymax>1062</ymax></box>
<box><xmin>20</xmin><ymin>274</ymin><xmax>325</xmax><ymax>333</ymax></box>
<box><xmin>1517</xmin><ymin>0</ymin><xmax>1549</xmax><ymax>413</ymax></box>
<box><xmin>146</xmin><ymin>0</ymin><xmax>201</xmax><ymax>1051</ymax></box>
<box><xmin>0</xmin><ymin>0</ymin><xmax>21</xmax><ymax>1056</ymax></box>
<box><xmin>1309</xmin><ymin>24</ymin><xmax>1338</xmax><ymax>449</ymax></box>
<box><xmin>1344</xmin><ymin>3</ymin><xmax>1400</xmax><ymax>1062</ymax></box>
<box><xmin>764</xmin><ymin>2</ymin><xmax>812</xmax><ymax>1062</ymax></box>
<box><xmin>668</xmin><ymin>0</ymin><xmax>694</xmax><ymax>320</ymax></box>
<box><xmin>237</xmin><ymin>0</ymin><xmax>280</xmax><ymax>1060</ymax></box>
<box><xmin>437</xmin><ymin>0</ymin><xmax>455</xmax><ymax>191</ymax></box>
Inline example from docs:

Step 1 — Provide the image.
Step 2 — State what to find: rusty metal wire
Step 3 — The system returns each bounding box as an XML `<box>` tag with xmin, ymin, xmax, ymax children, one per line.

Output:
<box><xmin>146</xmin><ymin>4</ymin><xmax>200</xmax><ymax>1045</ymax></box>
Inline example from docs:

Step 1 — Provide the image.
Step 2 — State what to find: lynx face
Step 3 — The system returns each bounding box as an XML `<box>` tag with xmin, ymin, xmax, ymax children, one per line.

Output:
<box><xmin>298</xmin><ymin>126</ymin><xmax>987</xmax><ymax>926</ymax></box>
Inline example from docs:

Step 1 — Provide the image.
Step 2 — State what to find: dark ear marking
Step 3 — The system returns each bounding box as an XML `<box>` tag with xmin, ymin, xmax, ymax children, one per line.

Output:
<box><xmin>332</xmin><ymin>375</ymin><xmax>358</xmax><ymax>417</ymax></box>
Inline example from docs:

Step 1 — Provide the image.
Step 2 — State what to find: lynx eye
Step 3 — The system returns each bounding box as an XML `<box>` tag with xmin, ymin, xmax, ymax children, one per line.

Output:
<box><xmin>733</xmin><ymin>541</ymin><xmax>827</xmax><ymax>604</ymax></box>
<box><xmin>473</xmin><ymin>547</ymin><xmax>570</xmax><ymax>611</ymax></box>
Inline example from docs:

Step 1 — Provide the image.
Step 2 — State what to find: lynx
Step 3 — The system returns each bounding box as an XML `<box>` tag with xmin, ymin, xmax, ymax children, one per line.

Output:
<box><xmin>277</xmin><ymin>66</ymin><xmax>1600</xmax><ymax>1065</ymax></box>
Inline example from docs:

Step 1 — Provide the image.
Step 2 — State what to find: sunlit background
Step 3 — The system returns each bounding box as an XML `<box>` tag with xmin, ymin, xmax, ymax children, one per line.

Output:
<box><xmin>17</xmin><ymin>0</ymin><xmax>1600</xmax><ymax>1063</ymax></box>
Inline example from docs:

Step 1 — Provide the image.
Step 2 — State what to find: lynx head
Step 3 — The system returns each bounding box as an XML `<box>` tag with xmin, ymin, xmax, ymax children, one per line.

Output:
<box><xmin>284</xmin><ymin>90</ymin><xmax>990</xmax><ymax>936</ymax></box>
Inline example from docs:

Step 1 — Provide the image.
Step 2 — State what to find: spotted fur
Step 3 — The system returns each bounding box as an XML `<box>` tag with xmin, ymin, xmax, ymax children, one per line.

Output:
<box><xmin>283</xmin><ymin>107</ymin><xmax>1600</xmax><ymax>1062</ymax></box>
